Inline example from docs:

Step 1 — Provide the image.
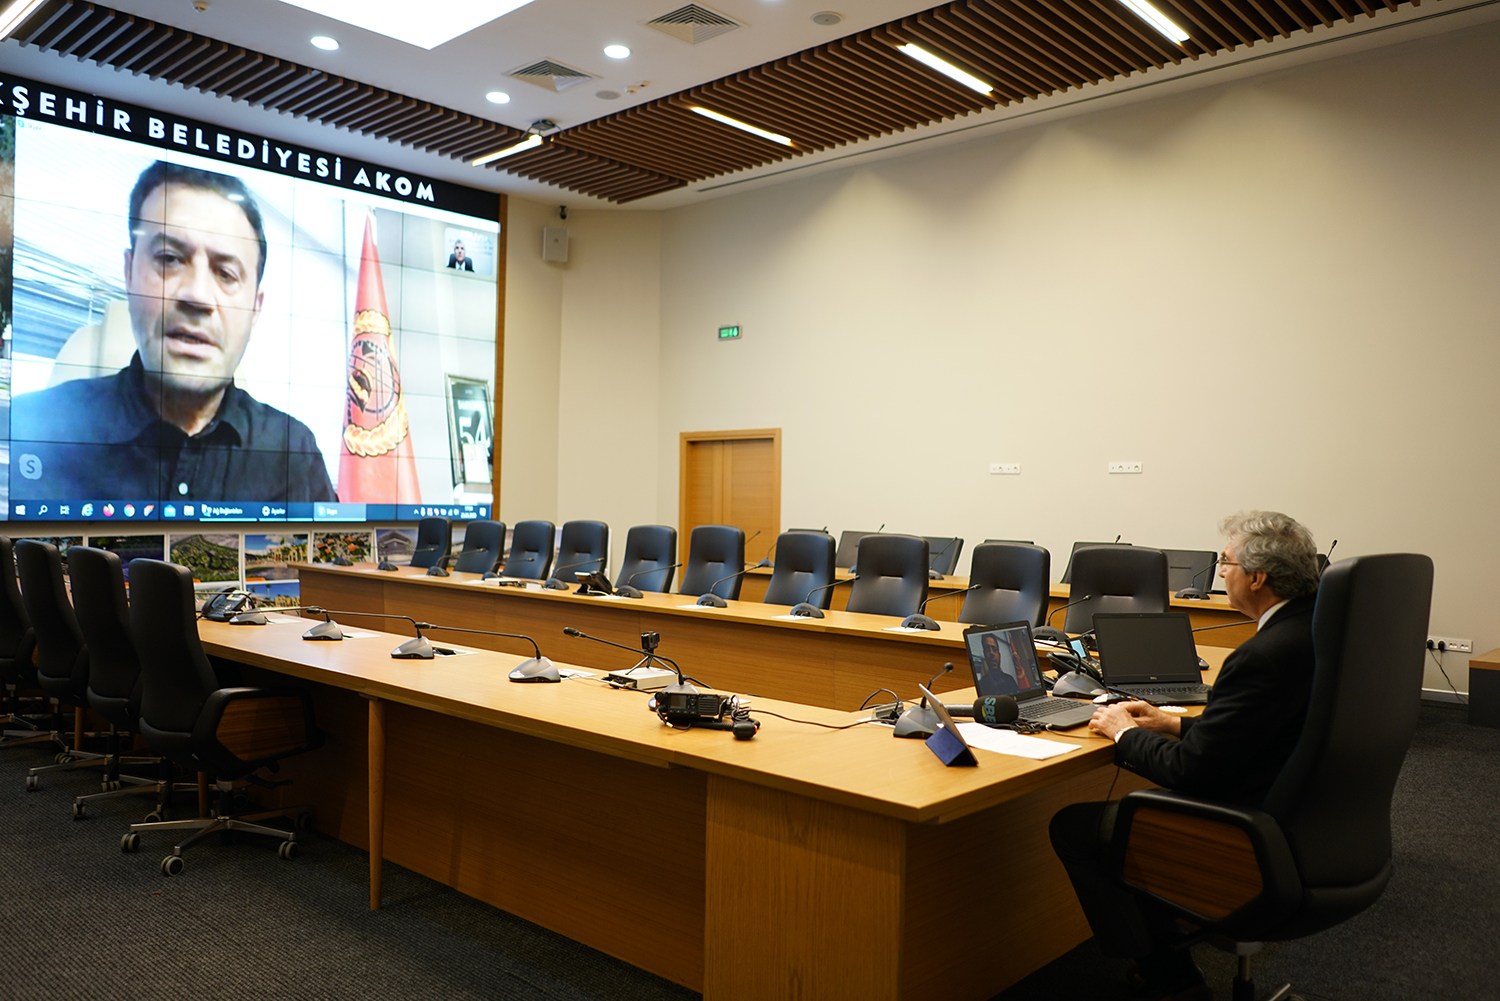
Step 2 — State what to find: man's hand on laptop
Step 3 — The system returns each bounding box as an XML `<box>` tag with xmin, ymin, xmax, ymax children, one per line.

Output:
<box><xmin>1089</xmin><ymin>701</ymin><xmax>1182</xmax><ymax>741</ymax></box>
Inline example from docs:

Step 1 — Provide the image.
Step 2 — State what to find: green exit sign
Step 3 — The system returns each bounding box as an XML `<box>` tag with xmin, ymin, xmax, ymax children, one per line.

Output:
<box><xmin>718</xmin><ymin>325</ymin><xmax>741</xmax><ymax>341</ymax></box>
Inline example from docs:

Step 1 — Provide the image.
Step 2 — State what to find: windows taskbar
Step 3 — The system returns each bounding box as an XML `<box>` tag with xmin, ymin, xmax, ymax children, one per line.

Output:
<box><xmin>6</xmin><ymin>501</ymin><xmax>492</xmax><ymax>523</ymax></box>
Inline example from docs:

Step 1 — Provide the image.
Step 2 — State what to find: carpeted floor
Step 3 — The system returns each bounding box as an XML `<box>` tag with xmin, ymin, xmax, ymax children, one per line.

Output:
<box><xmin>0</xmin><ymin>702</ymin><xmax>1490</xmax><ymax>1000</ymax></box>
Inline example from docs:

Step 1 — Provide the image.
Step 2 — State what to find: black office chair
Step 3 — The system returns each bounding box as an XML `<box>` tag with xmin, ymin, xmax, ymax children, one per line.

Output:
<box><xmin>68</xmin><ymin>546</ymin><xmax>181</xmax><ymax>818</ymax></box>
<box><xmin>502</xmin><ymin>520</ymin><xmax>556</xmax><ymax>579</ymax></box>
<box><xmin>549</xmin><ymin>520</ymin><xmax>609</xmax><ymax>582</ymax></box>
<box><xmin>123</xmin><ymin>559</ymin><xmax>323</xmax><ymax>875</ymax></box>
<box><xmin>923</xmin><ymin>536</ymin><xmax>965</xmax><ymax>577</ymax></box>
<box><xmin>845</xmin><ymin>535</ymin><xmax>929</xmax><ymax>618</ymax></box>
<box><xmin>615</xmin><ymin>525</ymin><xmax>677</xmax><ymax>595</ymax></box>
<box><xmin>1063</xmin><ymin>547</ymin><xmax>1170</xmax><ymax>633</ymax></box>
<box><xmin>409</xmin><ymin>516</ymin><xmax>452</xmax><ymax>570</ymax></box>
<box><xmin>1060</xmin><ymin>541</ymin><xmax>1133</xmax><ymax>584</ymax></box>
<box><xmin>961</xmin><ymin>543</ymin><xmax>1051</xmax><ymax>627</ymax></box>
<box><xmin>1163</xmin><ymin>548</ymin><xmax>1218</xmax><ymax>598</ymax></box>
<box><xmin>15</xmin><ymin>540</ymin><xmax>109</xmax><ymax>790</ymax></box>
<box><xmin>454</xmin><ymin>519</ymin><xmax>506</xmax><ymax>574</ymax></box>
<box><xmin>0</xmin><ymin>536</ymin><xmax>62</xmax><ymax>754</ymax></box>
<box><xmin>763</xmin><ymin>531</ymin><xmax>836</xmax><ymax>608</ymax></box>
<box><xmin>679</xmin><ymin>524</ymin><xmax>747</xmax><ymax>600</ymax></box>
<box><xmin>834</xmin><ymin>530</ymin><xmax>879</xmax><ymax>570</ymax></box>
<box><xmin>983</xmin><ymin>538</ymin><xmax>1036</xmax><ymax>545</ymax></box>
<box><xmin>1111</xmin><ymin>553</ymin><xmax>1434</xmax><ymax>1001</ymax></box>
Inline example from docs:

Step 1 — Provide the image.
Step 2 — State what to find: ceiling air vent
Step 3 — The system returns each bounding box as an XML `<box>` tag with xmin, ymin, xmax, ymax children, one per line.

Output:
<box><xmin>643</xmin><ymin>4</ymin><xmax>743</xmax><ymax>44</ymax></box>
<box><xmin>507</xmin><ymin>58</ymin><xmax>596</xmax><ymax>93</ymax></box>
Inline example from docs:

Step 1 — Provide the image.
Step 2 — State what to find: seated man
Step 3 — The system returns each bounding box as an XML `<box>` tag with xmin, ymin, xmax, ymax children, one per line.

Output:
<box><xmin>10</xmin><ymin>160</ymin><xmax>334</xmax><ymax>505</ymax></box>
<box><xmin>1049</xmin><ymin>510</ymin><xmax>1322</xmax><ymax>1000</ymax></box>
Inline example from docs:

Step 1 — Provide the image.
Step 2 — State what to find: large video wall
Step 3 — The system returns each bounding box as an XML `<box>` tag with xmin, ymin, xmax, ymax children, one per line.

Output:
<box><xmin>0</xmin><ymin>74</ymin><xmax>499</xmax><ymax>524</ymax></box>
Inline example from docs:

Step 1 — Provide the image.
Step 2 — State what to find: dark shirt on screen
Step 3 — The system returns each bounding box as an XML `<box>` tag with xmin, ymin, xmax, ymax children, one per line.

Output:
<box><xmin>8</xmin><ymin>353</ymin><xmax>336</xmax><ymax>504</ymax></box>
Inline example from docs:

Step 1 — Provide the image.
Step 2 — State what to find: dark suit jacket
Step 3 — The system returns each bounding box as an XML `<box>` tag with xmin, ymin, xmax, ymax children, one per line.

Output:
<box><xmin>1115</xmin><ymin>594</ymin><xmax>1317</xmax><ymax>807</ymax></box>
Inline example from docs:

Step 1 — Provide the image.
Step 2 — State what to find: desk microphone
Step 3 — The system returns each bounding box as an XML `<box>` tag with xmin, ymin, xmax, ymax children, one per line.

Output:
<box><xmin>297</xmin><ymin>607</ymin><xmax>434</xmax><ymax>659</ymax></box>
<box><xmin>376</xmin><ymin>540</ymin><xmax>399</xmax><ymax>572</ymax></box>
<box><xmin>790</xmin><ymin>575</ymin><xmax>858</xmax><ymax>618</ymax></box>
<box><xmin>696</xmin><ymin>561</ymin><xmax>761</xmax><ymax>607</ymax></box>
<box><xmin>944</xmin><ymin>696</ymin><xmax>1019</xmax><ymax>725</ymax></box>
<box><xmin>1033</xmin><ymin>593</ymin><xmax>1094</xmax><ymax>647</ymax></box>
<box><xmin>420</xmin><ymin>623</ymin><xmax>556</xmax><ymax>682</ymax></box>
<box><xmin>427</xmin><ymin>553</ymin><xmax>458</xmax><ymax>577</ymax></box>
<box><xmin>1318</xmin><ymin>539</ymin><xmax>1338</xmax><ymax>576</ymax></box>
<box><xmin>927</xmin><ymin>536</ymin><xmax>959</xmax><ymax>580</ymax></box>
<box><xmin>615</xmin><ymin>562</ymin><xmax>682</xmax><ymax>600</ymax></box>
<box><xmin>893</xmin><ymin>662</ymin><xmax>953</xmax><ymax>738</ymax></box>
<box><xmin>543</xmin><ymin>558</ymin><xmax>600</xmax><ymax>591</ymax></box>
<box><xmin>742</xmin><ymin>529</ymin><xmax>762</xmax><ymax>566</ymax></box>
<box><xmin>1174</xmin><ymin>561</ymin><xmax>1217</xmax><ymax>600</ymax></box>
<box><xmin>901</xmin><ymin>583</ymin><xmax>979</xmax><ymax>631</ymax></box>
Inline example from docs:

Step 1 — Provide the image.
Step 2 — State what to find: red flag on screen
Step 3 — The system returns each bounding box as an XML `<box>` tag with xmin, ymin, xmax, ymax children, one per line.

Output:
<box><xmin>338</xmin><ymin>212</ymin><xmax>420</xmax><ymax>503</ymax></box>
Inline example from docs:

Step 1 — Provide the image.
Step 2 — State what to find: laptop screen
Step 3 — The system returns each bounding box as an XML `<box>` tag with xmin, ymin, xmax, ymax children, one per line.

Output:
<box><xmin>1092</xmin><ymin>613</ymin><xmax>1202</xmax><ymax>684</ymax></box>
<box><xmin>963</xmin><ymin>621</ymin><xmax>1045</xmax><ymax>701</ymax></box>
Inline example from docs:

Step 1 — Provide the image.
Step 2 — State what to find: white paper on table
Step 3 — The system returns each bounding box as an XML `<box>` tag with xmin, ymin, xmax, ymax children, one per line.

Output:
<box><xmin>675</xmin><ymin>603</ymin><xmax>726</xmax><ymax>611</ymax></box>
<box><xmin>262</xmin><ymin>613</ymin><xmax>311</xmax><ymax>624</ymax></box>
<box><xmin>954</xmin><ymin>723</ymin><xmax>1080</xmax><ymax>760</ymax></box>
<box><xmin>558</xmin><ymin>668</ymin><xmax>597</xmax><ymax>679</ymax></box>
<box><xmin>882</xmin><ymin>625</ymin><xmax>932</xmax><ymax>633</ymax></box>
<box><xmin>770</xmin><ymin>614</ymin><xmax>816</xmax><ymax>622</ymax></box>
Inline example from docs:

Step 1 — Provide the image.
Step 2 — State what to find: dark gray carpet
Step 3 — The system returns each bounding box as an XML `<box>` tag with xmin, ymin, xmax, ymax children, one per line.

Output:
<box><xmin>1</xmin><ymin>703</ymin><xmax>1490</xmax><ymax>1001</ymax></box>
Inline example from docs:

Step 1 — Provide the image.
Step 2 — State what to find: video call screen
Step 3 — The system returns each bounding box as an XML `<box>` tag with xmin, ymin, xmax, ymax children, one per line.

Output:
<box><xmin>0</xmin><ymin>104</ymin><xmax>499</xmax><ymax>524</ymax></box>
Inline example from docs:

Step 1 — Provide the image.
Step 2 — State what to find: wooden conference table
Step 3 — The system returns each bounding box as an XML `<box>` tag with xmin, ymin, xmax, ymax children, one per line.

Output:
<box><xmin>297</xmin><ymin>562</ymin><xmax>1249</xmax><ymax>712</ymax></box>
<box><xmin>201</xmin><ymin>611</ymin><xmax>1225</xmax><ymax>1001</ymax></box>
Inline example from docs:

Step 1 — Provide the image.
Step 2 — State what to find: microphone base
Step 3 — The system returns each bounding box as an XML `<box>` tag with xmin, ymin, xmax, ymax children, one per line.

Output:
<box><xmin>541</xmin><ymin>578</ymin><xmax>569</xmax><ymax>590</ymax></box>
<box><xmin>696</xmin><ymin>594</ymin><xmax>728</xmax><ymax>608</ymax></box>
<box><xmin>228</xmin><ymin>611</ymin><xmax>267</xmax><ymax>626</ymax></box>
<box><xmin>892</xmin><ymin>704</ymin><xmax>940</xmax><ymax>739</ymax></box>
<box><xmin>615</xmin><ymin>586</ymin><xmax>644</xmax><ymax>600</ymax></box>
<box><xmin>1174</xmin><ymin>587</ymin><xmax>1207</xmax><ymax>600</ymax></box>
<box><xmin>1032</xmin><ymin>626</ymin><xmax>1070</xmax><ymax>647</ymax></box>
<box><xmin>508</xmin><ymin>656</ymin><xmax>561</xmax><ymax>683</ymax></box>
<box><xmin>377</xmin><ymin>560</ymin><xmax>400</xmax><ymax>572</ymax></box>
<box><xmin>302</xmin><ymin>620</ymin><xmax>344</xmax><ymax>641</ymax></box>
<box><xmin>1052</xmin><ymin>670</ymin><xmax>1107</xmax><ymax>699</ymax></box>
<box><xmin>927</xmin><ymin>570</ymin><xmax>943</xmax><ymax>580</ymax></box>
<box><xmin>789</xmin><ymin>602</ymin><xmax>824</xmax><ymax>618</ymax></box>
<box><xmin>900</xmin><ymin>614</ymin><xmax>941</xmax><ymax>631</ymax></box>
<box><xmin>425</xmin><ymin>566</ymin><xmax>451</xmax><ymax>577</ymax></box>
<box><xmin>332</xmin><ymin>557</ymin><xmax>354</xmax><ymax>567</ymax></box>
<box><xmin>391</xmin><ymin>636</ymin><xmax>435</xmax><ymax>660</ymax></box>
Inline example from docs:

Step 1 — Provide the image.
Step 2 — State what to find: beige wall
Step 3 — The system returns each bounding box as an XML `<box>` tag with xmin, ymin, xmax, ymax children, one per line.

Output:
<box><xmin>509</xmin><ymin>22</ymin><xmax>1500</xmax><ymax>694</ymax></box>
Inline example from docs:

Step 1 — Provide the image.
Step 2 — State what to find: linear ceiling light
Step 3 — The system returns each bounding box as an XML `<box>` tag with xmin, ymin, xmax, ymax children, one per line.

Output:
<box><xmin>0</xmin><ymin>0</ymin><xmax>46</xmax><ymax>41</ymax></box>
<box><xmin>896</xmin><ymin>43</ymin><xmax>992</xmax><ymax>95</ymax></box>
<box><xmin>471</xmin><ymin>133</ymin><xmax>543</xmax><ymax>166</ymax></box>
<box><xmin>689</xmin><ymin>107</ymin><xmax>793</xmax><ymax>147</ymax></box>
<box><xmin>275</xmin><ymin>0</ymin><xmax>539</xmax><ymax>50</ymax></box>
<box><xmin>1116</xmin><ymin>0</ymin><xmax>1190</xmax><ymax>43</ymax></box>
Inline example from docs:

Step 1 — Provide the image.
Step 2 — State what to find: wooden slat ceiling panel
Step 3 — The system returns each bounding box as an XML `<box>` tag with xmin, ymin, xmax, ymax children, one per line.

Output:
<box><xmin>10</xmin><ymin>0</ymin><xmax>1417</xmax><ymax>203</ymax></box>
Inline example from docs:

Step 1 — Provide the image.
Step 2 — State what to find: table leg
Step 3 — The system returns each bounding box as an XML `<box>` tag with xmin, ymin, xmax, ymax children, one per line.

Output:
<box><xmin>367</xmin><ymin>696</ymin><xmax>387</xmax><ymax>910</ymax></box>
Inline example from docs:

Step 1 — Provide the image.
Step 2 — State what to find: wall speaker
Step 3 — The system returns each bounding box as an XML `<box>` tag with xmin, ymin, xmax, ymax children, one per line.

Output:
<box><xmin>542</xmin><ymin>227</ymin><xmax>569</xmax><ymax>263</ymax></box>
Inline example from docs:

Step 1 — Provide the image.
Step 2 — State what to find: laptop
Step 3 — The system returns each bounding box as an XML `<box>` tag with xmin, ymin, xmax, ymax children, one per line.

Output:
<box><xmin>1091</xmin><ymin>613</ymin><xmax>1213</xmax><ymax>705</ymax></box>
<box><xmin>962</xmin><ymin>622</ymin><xmax>1097</xmax><ymax>729</ymax></box>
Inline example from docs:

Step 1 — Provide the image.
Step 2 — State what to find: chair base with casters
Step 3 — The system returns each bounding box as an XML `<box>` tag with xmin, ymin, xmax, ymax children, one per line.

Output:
<box><xmin>1</xmin><ymin>687</ymin><xmax>69</xmax><ymax>754</ymax></box>
<box><xmin>122</xmin><ymin>777</ymin><xmax>313</xmax><ymax>874</ymax></box>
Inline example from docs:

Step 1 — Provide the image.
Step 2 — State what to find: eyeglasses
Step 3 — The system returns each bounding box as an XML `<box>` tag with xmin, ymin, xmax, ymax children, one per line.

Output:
<box><xmin>1218</xmin><ymin>555</ymin><xmax>1241</xmax><ymax>568</ymax></box>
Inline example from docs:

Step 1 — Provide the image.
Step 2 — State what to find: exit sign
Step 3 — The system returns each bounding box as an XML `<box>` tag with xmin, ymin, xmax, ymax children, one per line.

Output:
<box><xmin>718</xmin><ymin>325</ymin><xmax>741</xmax><ymax>341</ymax></box>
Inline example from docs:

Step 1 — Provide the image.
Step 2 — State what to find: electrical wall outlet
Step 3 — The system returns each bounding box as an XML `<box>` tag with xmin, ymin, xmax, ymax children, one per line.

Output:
<box><xmin>989</xmin><ymin>463</ymin><xmax>1021</xmax><ymax>475</ymax></box>
<box><xmin>1427</xmin><ymin>636</ymin><xmax>1473</xmax><ymax>654</ymax></box>
<box><xmin>1108</xmin><ymin>461</ymin><xmax>1143</xmax><ymax>474</ymax></box>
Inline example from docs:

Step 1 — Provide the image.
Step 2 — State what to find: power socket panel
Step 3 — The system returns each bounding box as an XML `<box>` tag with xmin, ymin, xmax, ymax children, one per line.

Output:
<box><xmin>989</xmin><ymin>463</ymin><xmax>1021</xmax><ymax>475</ymax></box>
<box><xmin>1108</xmin><ymin>461</ymin><xmax>1143</xmax><ymax>474</ymax></box>
<box><xmin>1428</xmin><ymin>636</ymin><xmax>1473</xmax><ymax>654</ymax></box>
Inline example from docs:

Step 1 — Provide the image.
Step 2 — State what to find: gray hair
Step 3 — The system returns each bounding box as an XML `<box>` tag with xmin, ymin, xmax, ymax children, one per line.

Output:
<box><xmin>1219</xmin><ymin>510</ymin><xmax>1320</xmax><ymax>600</ymax></box>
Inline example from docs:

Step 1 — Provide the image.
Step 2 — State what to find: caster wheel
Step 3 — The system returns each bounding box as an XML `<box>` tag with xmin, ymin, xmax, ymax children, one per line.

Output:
<box><xmin>161</xmin><ymin>855</ymin><xmax>184</xmax><ymax>876</ymax></box>
<box><xmin>294</xmin><ymin>811</ymin><xmax>313</xmax><ymax>831</ymax></box>
<box><xmin>55</xmin><ymin>752</ymin><xmax>74</xmax><ymax>764</ymax></box>
<box><xmin>72</xmin><ymin>802</ymin><xmax>86</xmax><ymax>820</ymax></box>
<box><xmin>143</xmin><ymin>811</ymin><xmax>163</xmax><ymax>823</ymax></box>
<box><xmin>25</xmin><ymin>775</ymin><xmax>39</xmax><ymax>792</ymax></box>
<box><xmin>278</xmin><ymin>841</ymin><xmax>299</xmax><ymax>860</ymax></box>
<box><xmin>121</xmin><ymin>832</ymin><xmax>141</xmax><ymax>852</ymax></box>
<box><xmin>102</xmin><ymin>780</ymin><xmax>121</xmax><ymax>792</ymax></box>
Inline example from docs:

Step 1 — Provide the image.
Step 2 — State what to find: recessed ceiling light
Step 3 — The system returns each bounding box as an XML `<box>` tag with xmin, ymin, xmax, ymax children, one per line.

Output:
<box><xmin>811</xmin><ymin>12</ymin><xmax>843</xmax><ymax>26</ymax></box>
<box><xmin>275</xmin><ymin>0</ymin><xmax>540</xmax><ymax>50</ymax></box>
<box><xmin>603</xmin><ymin>44</ymin><xmax>630</xmax><ymax>59</ymax></box>
<box><xmin>689</xmin><ymin>107</ymin><xmax>793</xmax><ymax>147</ymax></box>
<box><xmin>485</xmin><ymin>91</ymin><xmax>511</xmax><ymax>104</ymax></box>
<box><xmin>897</xmin><ymin>43</ymin><xmax>992</xmax><ymax>95</ymax></box>
<box><xmin>310</xmin><ymin>35</ymin><xmax>339</xmax><ymax>50</ymax></box>
<box><xmin>1116</xmin><ymin>0</ymin><xmax>1190</xmax><ymax>43</ymax></box>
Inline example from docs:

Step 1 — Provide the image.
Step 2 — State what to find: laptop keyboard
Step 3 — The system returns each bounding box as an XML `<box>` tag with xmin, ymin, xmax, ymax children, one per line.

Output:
<box><xmin>1019</xmin><ymin>696</ymin><xmax>1089</xmax><ymax>719</ymax></box>
<box><xmin>1122</xmin><ymin>684</ymin><xmax>1210</xmax><ymax>699</ymax></box>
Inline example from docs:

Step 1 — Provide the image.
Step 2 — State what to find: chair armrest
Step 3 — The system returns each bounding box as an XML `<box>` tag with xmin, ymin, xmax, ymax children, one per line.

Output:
<box><xmin>1113</xmin><ymin>789</ymin><xmax>1303</xmax><ymax>934</ymax></box>
<box><xmin>195</xmin><ymin>686</ymin><xmax>322</xmax><ymax>771</ymax></box>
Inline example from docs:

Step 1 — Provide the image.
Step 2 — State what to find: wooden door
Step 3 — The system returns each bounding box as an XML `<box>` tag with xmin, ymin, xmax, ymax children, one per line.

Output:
<box><xmin>679</xmin><ymin>429</ymin><xmax>781</xmax><ymax>566</ymax></box>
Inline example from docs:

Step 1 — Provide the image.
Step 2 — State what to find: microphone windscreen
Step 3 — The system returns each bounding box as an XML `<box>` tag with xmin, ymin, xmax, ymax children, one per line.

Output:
<box><xmin>973</xmin><ymin>696</ymin><xmax>1018</xmax><ymax>725</ymax></box>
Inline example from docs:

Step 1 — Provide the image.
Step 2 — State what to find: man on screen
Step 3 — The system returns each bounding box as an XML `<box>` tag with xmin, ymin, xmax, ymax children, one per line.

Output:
<box><xmin>446</xmin><ymin>239</ymin><xmax>474</xmax><ymax>271</ymax></box>
<box><xmin>10</xmin><ymin>161</ymin><xmax>335</xmax><ymax>504</ymax></box>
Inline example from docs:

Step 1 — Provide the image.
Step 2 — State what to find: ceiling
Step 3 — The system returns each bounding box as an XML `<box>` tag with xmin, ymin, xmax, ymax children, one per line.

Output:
<box><xmin>4</xmin><ymin>0</ymin><xmax>1495</xmax><ymax>208</ymax></box>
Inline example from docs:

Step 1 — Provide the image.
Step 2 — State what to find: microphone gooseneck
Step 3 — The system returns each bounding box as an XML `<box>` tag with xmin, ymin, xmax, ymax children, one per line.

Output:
<box><xmin>790</xmin><ymin>574</ymin><xmax>857</xmax><ymax>619</ymax></box>
<box><xmin>615</xmin><ymin>561</ymin><xmax>683</xmax><ymax>600</ymax></box>
<box><xmin>1033</xmin><ymin>593</ymin><xmax>1095</xmax><ymax>646</ymax></box>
